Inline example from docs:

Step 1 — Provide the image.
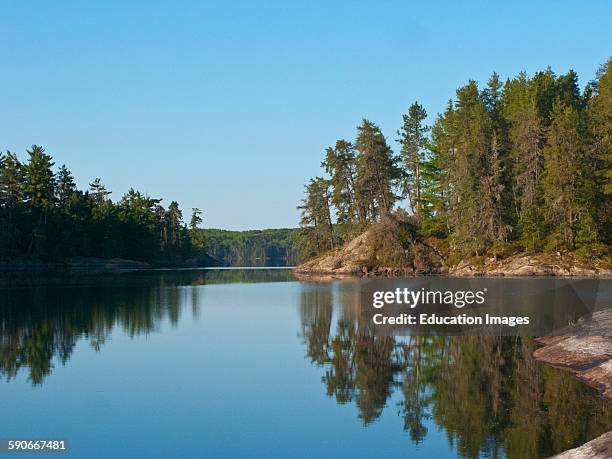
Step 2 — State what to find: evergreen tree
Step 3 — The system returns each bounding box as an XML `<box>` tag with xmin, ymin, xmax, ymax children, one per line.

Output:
<box><xmin>23</xmin><ymin>145</ymin><xmax>55</xmax><ymax>211</ymax></box>
<box><xmin>321</xmin><ymin>140</ymin><xmax>360</xmax><ymax>225</ymax></box>
<box><xmin>425</xmin><ymin>101</ymin><xmax>457</xmax><ymax>236</ymax></box>
<box><xmin>89</xmin><ymin>178</ymin><xmax>111</xmax><ymax>209</ymax></box>
<box><xmin>0</xmin><ymin>152</ymin><xmax>25</xmax><ymax>213</ymax></box>
<box><xmin>56</xmin><ymin>165</ymin><xmax>76</xmax><ymax>210</ymax></box>
<box><xmin>502</xmin><ymin>73</ymin><xmax>546</xmax><ymax>249</ymax></box>
<box><xmin>167</xmin><ymin>201</ymin><xmax>183</xmax><ymax>248</ymax></box>
<box><xmin>297</xmin><ymin>177</ymin><xmax>335</xmax><ymax>257</ymax></box>
<box><xmin>587</xmin><ymin>58</ymin><xmax>612</xmax><ymax>245</ymax></box>
<box><xmin>354</xmin><ymin>119</ymin><xmax>401</xmax><ymax>220</ymax></box>
<box><xmin>0</xmin><ymin>146</ymin><xmax>208</xmax><ymax>262</ymax></box>
<box><xmin>297</xmin><ymin>60</ymin><xmax>610</xmax><ymax>263</ymax></box>
<box><xmin>190</xmin><ymin>208</ymin><xmax>203</xmax><ymax>229</ymax></box>
<box><xmin>397</xmin><ymin>102</ymin><xmax>429</xmax><ymax>215</ymax></box>
<box><xmin>541</xmin><ymin>100</ymin><xmax>585</xmax><ymax>250</ymax></box>
<box><xmin>189</xmin><ymin>208</ymin><xmax>206</xmax><ymax>251</ymax></box>
<box><xmin>480</xmin><ymin>132</ymin><xmax>511</xmax><ymax>257</ymax></box>
<box><xmin>447</xmin><ymin>81</ymin><xmax>493</xmax><ymax>256</ymax></box>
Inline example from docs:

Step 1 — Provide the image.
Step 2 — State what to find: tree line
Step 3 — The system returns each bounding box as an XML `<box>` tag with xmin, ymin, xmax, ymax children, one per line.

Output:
<box><xmin>0</xmin><ymin>146</ymin><xmax>206</xmax><ymax>263</ymax></box>
<box><xmin>298</xmin><ymin>59</ymin><xmax>611</xmax><ymax>262</ymax></box>
<box><xmin>203</xmin><ymin>228</ymin><xmax>298</xmax><ymax>266</ymax></box>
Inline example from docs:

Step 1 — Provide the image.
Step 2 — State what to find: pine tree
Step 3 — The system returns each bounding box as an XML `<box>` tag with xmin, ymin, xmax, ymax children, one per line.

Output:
<box><xmin>321</xmin><ymin>140</ymin><xmax>360</xmax><ymax>225</ymax></box>
<box><xmin>56</xmin><ymin>165</ymin><xmax>76</xmax><ymax>210</ymax></box>
<box><xmin>397</xmin><ymin>102</ymin><xmax>429</xmax><ymax>215</ymax></box>
<box><xmin>297</xmin><ymin>177</ymin><xmax>335</xmax><ymax>256</ymax></box>
<box><xmin>480</xmin><ymin>132</ymin><xmax>511</xmax><ymax>257</ymax></box>
<box><xmin>587</xmin><ymin>58</ymin><xmax>612</xmax><ymax>245</ymax></box>
<box><xmin>426</xmin><ymin>101</ymin><xmax>457</xmax><ymax>236</ymax></box>
<box><xmin>541</xmin><ymin>99</ymin><xmax>585</xmax><ymax>250</ymax></box>
<box><xmin>447</xmin><ymin>81</ymin><xmax>492</xmax><ymax>256</ymax></box>
<box><xmin>0</xmin><ymin>152</ymin><xmax>24</xmax><ymax>213</ymax></box>
<box><xmin>502</xmin><ymin>74</ymin><xmax>546</xmax><ymax>248</ymax></box>
<box><xmin>89</xmin><ymin>178</ymin><xmax>111</xmax><ymax>209</ymax></box>
<box><xmin>167</xmin><ymin>201</ymin><xmax>183</xmax><ymax>247</ymax></box>
<box><xmin>23</xmin><ymin>145</ymin><xmax>55</xmax><ymax>211</ymax></box>
<box><xmin>190</xmin><ymin>208</ymin><xmax>203</xmax><ymax>229</ymax></box>
<box><xmin>189</xmin><ymin>208</ymin><xmax>206</xmax><ymax>251</ymax></box>
<box><xmin>354</xmin><ymin>119</ymin><xmax>401</xmax><ymax>220</ymax></box>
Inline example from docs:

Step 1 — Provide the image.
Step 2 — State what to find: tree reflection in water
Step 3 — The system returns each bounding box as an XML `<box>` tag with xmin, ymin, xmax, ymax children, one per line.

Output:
<box><xmin>299</xmin><ymin>286</ymin><xmax>612</xmax><ymax>459</ymax></box>
<box><xmin>1</xmin><ymin>271</ymin><xmax>611</xmax><ymax>458</ymax></box>
<box><xmin>0</xmin><ymin>269</ymin><xmax>294</xmax><ymax>385</ymax></box>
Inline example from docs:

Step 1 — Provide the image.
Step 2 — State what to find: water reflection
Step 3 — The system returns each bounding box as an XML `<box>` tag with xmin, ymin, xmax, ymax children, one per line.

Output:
<box><xmin>0</xmin><ymin>271</ymin><xmax>610</xmax><ymax>458</ymax></box>
<box><xmin>0</xmin><ymin>269</ymin><xmax>293</xmax><ymax>384</ymax></box>
<box><xmin>299</xmin><ymin>283</ymin><xmax>612</xmax><ymax>458</ymax></box>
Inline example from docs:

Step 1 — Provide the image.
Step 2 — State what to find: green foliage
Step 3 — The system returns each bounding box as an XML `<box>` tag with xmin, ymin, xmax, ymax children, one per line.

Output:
<box><xmin>575</xmin><ymin>213</ymin><xmax>606</xmax><ymax>261</ymax></box>
<box><xmin>587</xmin><ymin>58</ymin><xmax>612</xmax><ymax>244</ymax></box>
<box><xmin>321</xmin><ymin>140</ymin><xmax>359</xmax><ymax>224</ymax></box>
<box><xmin>299</xmin><ymin>59</ymin><xmax>611</xmax><ymax>262</ymax></box>
<box><xmin>518</xmin><ymin>204</ymin><xmax>546</xmax><ymax>253</ymax></box>
<box><xmin>397</xmin><ymin>102</ymin><xmax>429</xmax><ymax>214</ymax></box>
<box><xmin>201</xmin><ymin>227</ymin><xmax>299</xmax><ymax>266</ymax></box>
<box><xmin>541</xmin><ymin>100</ymin><xmax>585</xmax><ymax>250</ymax></box>
<box><xmin>0</xmin><ymin>148</ymin><xmax>206</xmax><ymax>263</ymax></box>
<box><xmin>189</xmin><ymin>208</ymin><xmax>206</xmax><ymax>251</ymax></box>
<box><xmin>355</xmin><ymin>119</ymin><xmax>402</xmax><ymax>218</ymax></box>
<box><xmin>23</xmin><ymin>145</ymin><xmax>55</xmax><ymax>211</ymax></box>
<box><xmin>297</xmin><ymin>176</ymin><xmax>337</xmax><ymax>258</ymax></box>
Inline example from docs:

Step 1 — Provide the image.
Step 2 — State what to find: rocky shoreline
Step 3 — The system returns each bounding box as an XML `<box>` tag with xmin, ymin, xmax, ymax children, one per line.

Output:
<box><xmin>0</xmin><ymin>254</ymin><xmax>221</xmax><ymax>275</ymax></box>
<box><xmin>450</xmin><ymin>253</ymin><xmax>612</xmax><ymax>278</ymax></box>
<box><xmin>552</xmin><ymin>430</ymin><xmax>612</xmax><ymax>458</ymax></box>
<box><xmin>295</xmin><ymin>244</ymin><xmax>612</xmax><ymax>279</ymax></box>
<box><xmin>534</xmin><ymin>309</ymin><xmax>612</xmax><ymax>400</ymax></box>
<box><xmin>535</xmin><ymin>309</ymin><xmax>612</xmax><ymax>458</ymax></box>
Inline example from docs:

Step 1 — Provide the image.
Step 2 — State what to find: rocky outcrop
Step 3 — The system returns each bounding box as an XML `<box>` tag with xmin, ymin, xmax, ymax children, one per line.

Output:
<box><xmin>294</xmin><ymin>226</ymin><xmax>445</xmax><ymax>278</ymax></box>
<box><xmin>451</xmin><ymin>253</ymin><xmax>612</xmax><ymax>277</ymax></box>
<box><xmin>534</xmin><ymin>309</ymin><xmax>612</xmax><ymax>399</ymax></box>
<box><xmin>537</xmin><ymin>309</ymin><xmax>612</xmax><ymax>458</ymax></box>
<box><xmin>295</xmin><ymin>228</ymin><xmax>612</xmax><ymax>278</ymax></box>
<box><xmin>294</xmin><ymin>232</ymin><xmax>376</xmax><ymax>277</ymax></box>
<box><xmin>66</xmin><ymin>257</ymin><xmax>151</xmax><ymax>272</ymax></box>
<box><xmin>552</xmin><ymin>430</ymin><xmax>612</xmax><ymax>458</ymax></box>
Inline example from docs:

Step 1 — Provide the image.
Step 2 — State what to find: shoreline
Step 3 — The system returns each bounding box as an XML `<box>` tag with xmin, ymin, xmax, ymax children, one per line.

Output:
<box><xmin>533</xmin><ymin>309</ymin><xmax>612</xmax><ymax>400</ymax></box>
<box><xmin>294</xmin><ymin>252</ymin><xmax>612</xmax><ymax>280</ymax></box>
<box><xmin>535</xmin><ymin>310</ymin><xmax>612</xmax><ymax>458</ymax></box>
<box><xmin>0</xmin><ymin>255</ymin><xmax>221</xmax><ymax>276</ymax></box>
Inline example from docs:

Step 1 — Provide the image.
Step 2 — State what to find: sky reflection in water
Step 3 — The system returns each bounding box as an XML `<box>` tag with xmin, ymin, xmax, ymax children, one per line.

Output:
<box><xmin>0</xmin><ymin>269</ymin><xmax>610</xmax><ymax>458</ymax></box>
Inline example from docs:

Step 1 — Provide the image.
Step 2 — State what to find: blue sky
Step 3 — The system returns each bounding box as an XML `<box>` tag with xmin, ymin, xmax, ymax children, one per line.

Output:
<box><xmin>1</xmin><ymin>1</ymin><xmax>610</xmax><ymax>230</ymax></box>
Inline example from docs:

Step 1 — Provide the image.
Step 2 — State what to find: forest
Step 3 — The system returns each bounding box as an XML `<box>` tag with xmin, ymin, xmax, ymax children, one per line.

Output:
<box><xmin>203</xmin><ymin>228</ymin><xmax>298</xmax><ymax>266</ymax></box>
<box><xmin>0</xmin><ymin>147</ymin><xmax>207</xmax><ymax>264</ymax></box>
<box><xmin>297</xmin><ymin>59</ymin><xmax>611</xmax><ymax>264</ymax></box>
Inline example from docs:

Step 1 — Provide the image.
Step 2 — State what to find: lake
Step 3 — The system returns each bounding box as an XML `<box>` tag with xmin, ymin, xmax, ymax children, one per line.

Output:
<box><xmin>1</xmin><ymin>269</ymin><xmax>611</xmax><ymax>458</ymax></box>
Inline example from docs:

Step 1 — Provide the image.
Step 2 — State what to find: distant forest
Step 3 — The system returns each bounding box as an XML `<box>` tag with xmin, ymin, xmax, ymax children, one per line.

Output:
<box><xmin>0</xmin><ymin>147</ymin><xmax>206</xmax><ymax>264</ymax></box>
<box><xmin>298</xmin><ymin>59</ymin><xmax>611</xmax><ymax>263</ymax></box>
<box><xmin>203</xmin><ymin>228</ymin><xmax>298</xmax><ymax>266</ymax></box>
<box><xmin>0</xmin><ymin>145</ymin><xmax>299</xmax><ymax>267</ymax></box>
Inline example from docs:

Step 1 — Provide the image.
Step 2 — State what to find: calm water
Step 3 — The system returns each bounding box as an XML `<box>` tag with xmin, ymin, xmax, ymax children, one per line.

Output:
<box><xmin>1</xmin><ymin>269</ymin><xmax>611</xmax><ymax>458</ymax></box>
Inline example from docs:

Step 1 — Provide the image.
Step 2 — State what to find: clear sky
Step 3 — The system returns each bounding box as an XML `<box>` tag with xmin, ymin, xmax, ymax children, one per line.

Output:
<box><xmin>1</xmin><ymin>1</ymin><xmax>610</xmax><ymax>230</ymax></box>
